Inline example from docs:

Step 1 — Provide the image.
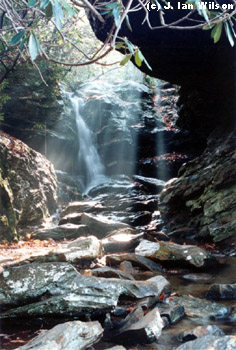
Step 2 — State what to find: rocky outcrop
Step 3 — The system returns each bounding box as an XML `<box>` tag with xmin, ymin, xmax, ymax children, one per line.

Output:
<box><xmin>89</xmin><ymin>1</ymin><xmax>235</xmax><ymax>136</ymax></box>
<box><xmin>0</xmin><ymin>132</ymin><xmax>57</xmax><ymax>241</ymax></box>
<box><xmin>159</xmin><ymin>129</ymin><xmax>236</xmax><ymax>242</ymax></box>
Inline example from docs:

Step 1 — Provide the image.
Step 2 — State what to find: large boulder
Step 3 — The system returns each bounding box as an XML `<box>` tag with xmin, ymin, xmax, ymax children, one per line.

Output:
<box><xmin>159</xmin><ymin>129</ymin><xmax>236</xmax><ymax>242</ymax></box>
<box><xmin>0</xmin><ymin>132</ymin><xmax>57</xmax><ymax>241</ymax></box>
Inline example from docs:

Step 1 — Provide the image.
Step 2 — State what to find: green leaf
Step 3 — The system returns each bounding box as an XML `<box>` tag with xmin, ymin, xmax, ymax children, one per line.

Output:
<box><xmin>125</xmin><ymin>14</ymin><xmax>132</xmax><ymax>31</ymax></box>
<box><xmin>203</xmin><ymin>24</ymin><xmax>213</xmax><ymax>30</ymax></box>
<box><xmin>9</xmin><ymin>30</ymin><xmax>26</xmax><ymax>46</ymax></box>
<box><xmin>120</xmin><ymin>53</ymin><xmax>132</xmax><ymax>66</ymax></box>
<box><xmin>40</xmin><ymin>0</ymin><xmax>50</xmax><ymax>8</ymax></box>
<box><xmin>112</xmin><ymin>7</ymin><xmax>120</xmax><ymax>27</ymax></box>
<box><xmin>45</xmin><ymin>2</ymin><xmax>53</xmax><ymax>18</ymax></box>
<box><xmin>28</xmin><ymin>0</ymin><xmax>37</xmax><ymax>6</ymax></box>
<box><xmin>53</xmin><ymin>0</ymin><xmax>64</xmax><ymax>30</ymax></box>
<box><xmin>60</xmin><ymin>0</ymin><xmax>76</xmax><ymax>16</ymax></box>
<box><xmin>28</xmin><ymin>33</ymin><xmax>38</xmax><ymax>60</ymax></box>
<box><xmin>105</xmin><ymin>2</ymin><xmax>118</xmax><ymax>9</ymax></box>
<box><xmin>115</xmin><ymin>42</ymin><xmax>125</xmax><ymax>49</ymax></box>
<box><xmin>224</xmin><ymin>22</ymin><xmax>234</xmax><ymax>47</ymax></box>
<box><xmin>135</xmin><ymin>50</ymin><xmax>142</xmax><ymax>67</ymax></box>
<box><xmin>124</xmin><ymin>39</ymin><xmax>134</xmax><ymax>55</ymax></box>
<box><xmin>212</xmin><ymin>22</ymin><xmax>222</xmax><ymax>43</ymax></box>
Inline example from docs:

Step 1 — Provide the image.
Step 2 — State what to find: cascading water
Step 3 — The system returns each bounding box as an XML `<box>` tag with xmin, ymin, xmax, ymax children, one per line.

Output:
<box><xmin>71</xmin><ymin>96</ymin><xmax>107</xmax><ymax>193</ymax></box>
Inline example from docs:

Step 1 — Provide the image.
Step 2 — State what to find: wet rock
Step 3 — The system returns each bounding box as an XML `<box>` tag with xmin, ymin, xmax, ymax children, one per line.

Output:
<box><xmin>61</xmin><ymin>201</ymin><xmax>105</xmax><ymax>216</ymax></box>
<box><xmin>106</xmin><ymin>253</ymin><xmax>164</xmax><ymax>273</ymax></box>
<box><xmin>175</xmin><ymin>335</ymin><xmax>236</xmax><ymax>350</ymax></box>
<box><xmin>178</xmin><ymin>325</ymin><xmax>225</xmax><ymax>343</ymax></box>
<box><xmin>159</xmin><ymin>129</ymin><xmax>236</xmax><ymax>242</ymax></box>
<box><xmin>59</xmin><ymin>212</ymin><xmax>83</xmax><ymax>225</ymax></box>
<box><xmin>0</xmin><ymin>275</ymin><xmax>170</xmax><ymax>319</ymax></box>
<box><xmin>119</xmin><ymin>261</ymin><xmax>135</xmax><ymax>275</ymax></box>
<box><xmin>128</xmin><ymin>211</ymin><xmax>152</xmax><ymax>227</ymax></box>
<box><xmin>102</xmin><ymin>230</ymin><xmax>141</xmax><ymax>253</ymax></box>
<box><xmin>135</xmin><ymin>239</ymin><xmax>215</xmax><ymax>268</ymax></box>
<box><xmin>32</xmin><ymin>224</ymin><xmax>89</xmax><ymax>240</ymax></box>
<box><xmin>81</xmin><ymin>213</ymin><xmax>131</xmax><ymax>238</ymax></box>
<box><xmin>107</xmin><ymin>307</ymin><xmax>163</xmax><ymax>345</ymax></box>
<box><xmin>159</xmin><ymin>305</ymin><xmax>185</xmax><ymax>325</ymax></box>
<box><xmin>0</xmin><ymin>262</ymin><xmax>79</xmax><ymax>306</ymax></box>
<box><xmin>206</xmin><ymin>283</ymin><xmax>236</xmax><ymax>300</ymax></box>
<box><xmin>165</xmin><ymin>295</ymin><xmax>231</xmax><ymax>319</ymax></box>
<box><xmin>17</xmin><ymin>320</ymin><xmax>103</xmax><ymax>350</ymax></box>
<box><xmin>144</xmin><ymin>231</ymin><xmax>170</xmax><ymax>242</ymax></box>
<box><xmin>0</xmin><ymin>132</ymin><xmax>57</xmax><ymax>241</ymax></box>
<box><xmin>182</xmin><ymin>273</ymin><xmax>213</xmax><ymax>283</ymax></box>
<box><xmin>133</xmin><ymin>175</ymin><xmax>165</xmax><ymax>193</ymax></box>
<box><xmin>91</xmin><ymin>266</ymin><xmax>133</xmax><ymax>280</ymax></box>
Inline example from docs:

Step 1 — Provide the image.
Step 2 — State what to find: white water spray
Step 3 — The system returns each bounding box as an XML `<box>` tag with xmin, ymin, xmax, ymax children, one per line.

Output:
<box><xmin>71</xmin><ymin>96</ymin><xmax>107</xmax><ymax>193</ymax></box>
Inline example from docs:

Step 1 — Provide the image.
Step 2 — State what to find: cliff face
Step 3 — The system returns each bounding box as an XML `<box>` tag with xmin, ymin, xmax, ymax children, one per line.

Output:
<box><xmin>89</xmin><ymin>0</ymin><xmax>236</xmax><ymax>136</ymax></box>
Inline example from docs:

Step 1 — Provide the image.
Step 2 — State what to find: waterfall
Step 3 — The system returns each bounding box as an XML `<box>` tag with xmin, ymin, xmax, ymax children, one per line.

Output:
<box><xmin>71</xmin><ymin>96</ymin><xmax>107</xmax><ymax>193</ymax></box>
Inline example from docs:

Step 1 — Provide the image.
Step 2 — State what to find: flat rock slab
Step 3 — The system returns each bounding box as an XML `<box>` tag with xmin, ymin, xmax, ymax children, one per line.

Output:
<box><xmin>135</xmin><ymin>239</ymin><xmax>215</xmax><ymax>268</ymax></box>
<box><xmin>133</xmin><ymin>175</ymin><xmax>165</xmax><ymax>193</ymax></box>
<box><xmin>206</xmin><ymin>283</ymin><xmax>236</xmax><ymax>299</ymax></box>
<box><xmin>106</xmin><ymin>253</ymin><xmax>164</xmax><ymax>273</ymax></box>
<box><xmin>61</xmin><ymin>201</ymin><xmax>106</xmax><ymax>216</ymax></box>
<box><xmin>81</xmin><ymin>213</ymin><xmax>131</xmax><ymax>238</ymax></box>
<box><xmin>32</xmin><ymin>224</ymin><xmax>89</xmax><ymax>240</ymax></box>
<box><xmin>0</xmin><ymin>262</ymin><xmax>79</xmax><ymax>306</ymax></box>
<box><xmin>0</xmin><ymin>275</ymin><xmax>170</xmax><ymax>319</ymax></box>
<box><xmin>175</xmin><ymin>335</ymin><xmax>236</xmax><ymax>350</ymax></box>
<box><xmin>91</xmin><ymin>266</ymin><xmax>133</xmax><ymax>280</ymax></box>
<box><xmin>16</xmin><ymin>320</ymin><xmax>103</xmax><ymax>350</ymax></box>
<box><xmin>165</xmin><ymin>295</ymin><xmax>231</xmax><ymax>319</ymax></box>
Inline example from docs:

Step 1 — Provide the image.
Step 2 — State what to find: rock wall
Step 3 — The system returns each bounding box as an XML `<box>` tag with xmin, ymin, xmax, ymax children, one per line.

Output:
<box><xmin>0</xmin><ymin>132</ymin><xmax>57</xmax><ymax>241</ymax></box>
<box><xmin>159</xmin><ymin>128</ymin><xmax>236</xmax><ymax>242</ymax></box>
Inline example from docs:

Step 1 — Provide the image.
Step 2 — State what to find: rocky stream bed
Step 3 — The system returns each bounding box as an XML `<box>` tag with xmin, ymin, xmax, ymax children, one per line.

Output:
<box><xmin>1</xmin><ymin>170</ymin><xmax>236</xmax><ymax>350</ymax></box>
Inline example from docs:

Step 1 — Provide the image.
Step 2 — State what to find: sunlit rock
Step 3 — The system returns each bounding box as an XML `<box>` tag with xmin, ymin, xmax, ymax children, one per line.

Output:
<box><xmin>0</xmin><ymin>274</ymin><xmax>170</xmax><ymax>319</ymax></box>
<box><xmin>133</xmin><ymin>175</ymin><xmax>165</xmax><ymax>194</ymax></box>
<box><xmin>16</xmin><ymin>320</ymin><xmax>103</xmax><ymax>350</ymax></box>
<box><xmin>0</xmin><ymin>262</ymin><xmax>79</xmax><ymax>306</ymax></box>
<box><xmin>102</xmin><ymin>229</ymin><xmax>141</xmax><ymax>253</ymax></box>
<box><xmin>175</xmin><ymin>335</ymin><xmax>236</xmax><ymax>350</ymax></box>
<box><xmin>61</xmin><ymin>201</ymin><xmax>106</xmax><ymax>216</ymax></box>
<box><xmin>81</xmin><ymin>213</ymin><xmax>131</xmax><ymax>238</ymax></box>
<box><xmin>0</xmin><ymin>132</ymin><xmax>57</xmax><ymax>241</ymax></box>
<box><xmin>135</xmin><ymin>239</ymin><xmax>215</xmax><ymax>268</ymax></box>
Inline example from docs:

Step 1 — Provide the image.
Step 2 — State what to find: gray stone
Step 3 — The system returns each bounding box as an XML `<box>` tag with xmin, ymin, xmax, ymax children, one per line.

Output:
<box><xmin>106</xmin><ymin>253</ymin><xmax>164</xmax><ymax>273</ymax></box>
<box><xmin>32</xmin><ymin>224</ymin><xmax>89</xmax><ymax>240</ymax></box>
<box><xmin>91</xmin><ymin>266</ymin><xmax>133</xmax><ymax>280</ymax></box>
<box><xmin>206</xmin><ymin>283</ymin><xmax>236</xmax><ymax>300</ymax></box>
<box><xmin>133</xmin><ymin>175</ymin><xmax>165</xmax><ymax>193</ymax></box>
<box><xmin>61</xmin><ymin>201</ymin><xmax>105</xmax><ymax>216</ymax></box>
<box><xmin>135</xmin><ymin>239</ymin><xmax>215</xmax><ymax>268</ymax></box>
<box><xmin>0</xmin><ymin>275</ymin><xmax>170</xmax><ymax>319</ymax></box>
<box><xmin>165</xmin><ymin>295</ymin><xmax>231</xmax><ymax>319</ymax></box>
<box><xmin>16</xmin><ymin>320</ymin><xmax>103</xmax><ymax>350</ymax></box>
<box><xmin>159</xmin><ymin>305</ymin><xmax>185</xmax><ymax>325</ymax></box>
<box><xmin>108</xmin><ymin>307</ymin><xmax>164</xmax><ymax>344</ymax></box>
<box><xmin>102</xmin><ymin>230</ymin><xmax>141</xmax><ymax>253</ymax></box>
<box><xmin>175</xmin><ymin>335</ymin><xmax>236</xmax><ymax>350</ymax></box>
<box><xmin>178</xmin><ymin>325</ymin><xmax>225</xmax><ymax>342</ymax></box>
<box><xmin>81</xmin><ymin>213</ymin><xmax>131</xmax><ymax>238</ymax></box>
<box><xmin>0</xmin><ymin>262</ymin><xmax>79</xmax><ymax>306</ymax></box>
